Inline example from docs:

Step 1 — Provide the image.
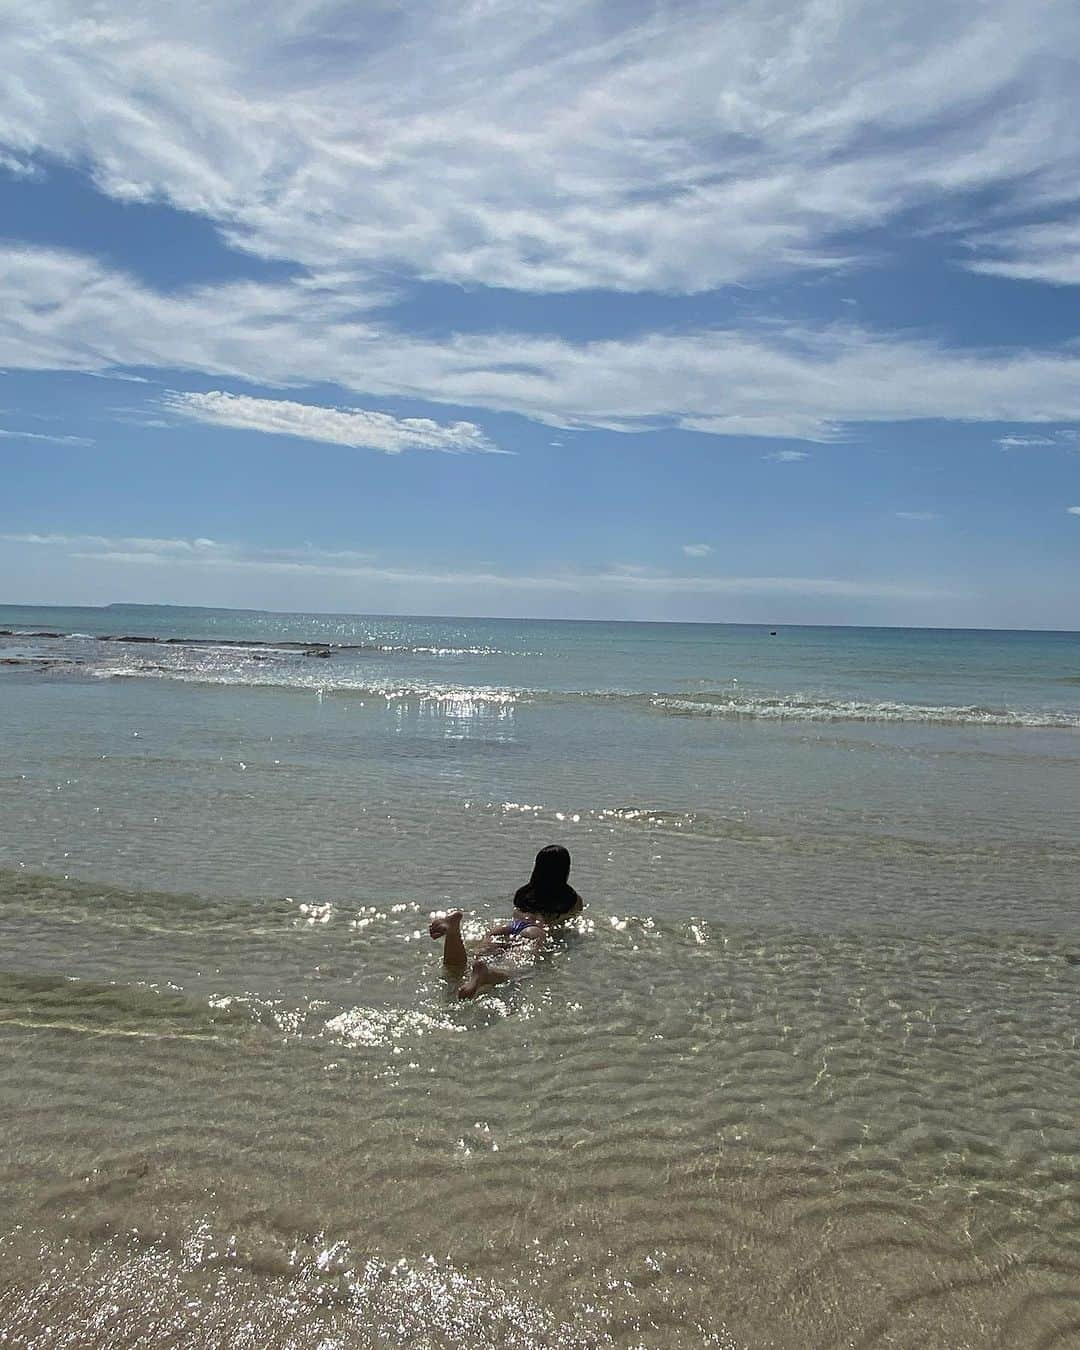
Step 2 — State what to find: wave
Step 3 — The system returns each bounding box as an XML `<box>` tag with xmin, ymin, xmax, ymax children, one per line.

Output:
<box><xmin>641</xmin><ymin>692</ymin><xmax>1080</xmax><ymax>729</ymax></box>
<box><xmin>91</xmin><ymin>664</ymin><xmax>525</xmax><ymax>707</ymax></box>
<box><xmin>93</xmin><ymin>667</ymin><xmax>1080</xmax><ymax>726</ymax></box>
<box><xmin>5</xmin><ymin>631</ymin><xmax>1079</xmax><ymax>728</ymax></box>
<box><xmin>34</xmin><ymin>665</ymin><xmax>1080</xmax><ymax>727</ymax></box>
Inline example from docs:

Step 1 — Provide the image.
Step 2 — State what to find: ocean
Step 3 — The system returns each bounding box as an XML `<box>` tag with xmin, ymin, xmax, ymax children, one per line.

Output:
<box><xmin>1</xmin><ymin>604</ymin><xmax>1078</xmax><ymax>1347</ymax></box>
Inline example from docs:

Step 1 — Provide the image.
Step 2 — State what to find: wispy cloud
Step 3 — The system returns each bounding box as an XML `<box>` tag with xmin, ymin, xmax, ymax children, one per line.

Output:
<box><xmin>895</xmin><ymin>511</ymin><xmax>941</xmax><ymax>521</ymax></box>
<box><xmin>1067</xmin><ymin>506</ymin><xmax>1080</xmax><ymax>516</ymax></box>
<box><xmin>7</xmin><ymin>248</ymin><xmax>1080</xmax><ymax>441</ymax></box>
<box><xmin>1</xmin><ymin>531</ymin><xmax>941</xmax><ymax>601</ymax></box>
<box><xmin>997</xmin><ymin>430</ymin><xmax>1080</xmax><ymax>453</ymax></box>
<box><xmin>969</xmin><ymin>220</ymin><xmax>1080</xmax><ymax>287</ymax></box>
<box><xmin>0</xmin><ymin>150</ymin><xmax>39</xmax><ymax>179</ymax></box>
<box><xmin>162</xmin><ymin>391</ymin><xmax>501</xmax><ymax>455</ymax></box>
<box><xmin>682</xmin><ymin>543</ymin><xmax>713</xmax><ymax>557</ymax></box>
<box><xmin>110</xmin><ymin>407</ymin><xmax>172</xmax><ymax>429</ymax></box>
<box><xmin>1</xmin><ymin>533</ymin><xmax>372</xmax><ymax>573</ymax></box>
<box><xmin>0</xmin><ymin>427</ymin><xmax>94</xmax><ymax>447</ymax></box>
<box><xmin>2</xmin><ymin>2</ymin><xmax>1078</xmax><ymax>294</ymax></box>
<box><xmin>765</xmin><ymin>449</ymin><xmax>810</xmax><ymax>462</ymax></box>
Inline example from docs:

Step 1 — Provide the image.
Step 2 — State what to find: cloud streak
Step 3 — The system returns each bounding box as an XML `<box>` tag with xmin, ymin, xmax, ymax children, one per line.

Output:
<box><xmin>969</xmin><ymin>220</ymin><xmax>1080</xmax><ymax>287</ymax></box>
<box><xmin>1</xmin><ymin>531</ymin><xmax>942</xmax><ymax>601</ymax></box>
<box><xmin>6</xmin><ymin>247</ymin><xmax>1080</xmax><ymax>442</ymax></box>
<box><xmin>0</xmin><ymin>427</ymin><xmax>95</xmax><ymax>446</ymax></box>
<box><xmin>997</xmin><ymin>431</ymin><xmax>1078</xmax><ymax>449</ymax></box>
<box><xmin>162</xmin><ymin>391</ymin><xmax>501</xmax><ymax>455</ymax></box>
<box><xmin>1</xmin><ymin>533</ymin><xmax>373</xmax><ymax>571</ymax></box>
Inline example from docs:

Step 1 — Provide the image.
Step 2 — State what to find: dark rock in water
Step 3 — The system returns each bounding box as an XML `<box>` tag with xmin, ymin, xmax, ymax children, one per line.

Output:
<box><xmin>1067</xmin><ymin>953</ymin><xmax>1080</xmax><ymax>965</ymax></box>
<box><xmin>769</xmin><ymin>631</ymin><xmax>777</xmax><ymax>636</ymax></box>
<box><xmin>165</xmin><ymin>637</ymin><xmax>266</xmax><ymax>647</ymax></box>
<box><xmin>304</xmin><ymin>646</ymin><xmax>333</xmax><ymax>658</ymax></box>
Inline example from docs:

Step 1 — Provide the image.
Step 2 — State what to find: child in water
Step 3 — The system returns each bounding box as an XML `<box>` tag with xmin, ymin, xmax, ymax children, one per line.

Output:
<box><xmin>429</xmin><ymin>844</ymin><xmax>583</xmax><ymax>999</ymax></box>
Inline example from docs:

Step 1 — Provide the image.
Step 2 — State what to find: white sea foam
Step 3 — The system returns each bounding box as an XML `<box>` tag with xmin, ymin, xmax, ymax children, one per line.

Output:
<box><xmin>90</xmin><ymin>663</ymin><xmax>523</xmax><ymax>708</ymax></box>
<box><xmin>61</xmin><ymin>663</ymin><xmax>1080</xmax><ymax>727</ymax></box>
<box><xmin>374</xmin><ymin>643</ymin><xmax>521</xmax><ymax>655</ymax></box>
<box><xmin>647</xmin><ymin>692</ymin><xmax>1080</xmax><ymax>729</ymax></box>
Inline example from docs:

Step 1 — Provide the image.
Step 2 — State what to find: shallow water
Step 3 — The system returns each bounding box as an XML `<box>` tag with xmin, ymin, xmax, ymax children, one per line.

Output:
<box><xmin>2</xmin><ymin>607</ymin><xmax>1079</xmax><ymax>1347</ymax></box>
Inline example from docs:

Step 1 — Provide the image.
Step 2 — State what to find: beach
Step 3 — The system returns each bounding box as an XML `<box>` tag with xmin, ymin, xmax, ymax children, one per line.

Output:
<box><xmin>1</xmin><ymin>605</ymin><xmax>1078</xmax><ymax>1347</ymax></box>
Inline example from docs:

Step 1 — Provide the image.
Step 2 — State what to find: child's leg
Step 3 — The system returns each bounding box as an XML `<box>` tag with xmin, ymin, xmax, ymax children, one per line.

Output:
<box><xmin>428</xmin><ymin>910</ymin><xmax>468</xmax><ymax>971</ymax></box>
<box><xmin>456</xmin><ymin>957</ymin><xmax>511</xmax><ymax>1000</ymax></box>
<box><xmin>458</xmin><ymin>922</ymin><xmax>548</xmax><ymax>1000</ymax></box>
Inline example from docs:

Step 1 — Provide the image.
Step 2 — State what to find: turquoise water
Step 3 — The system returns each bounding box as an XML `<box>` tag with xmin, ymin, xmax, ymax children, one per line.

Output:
<box><xmin>4</xmin><ymin>603</ymin><xmax>1080</xmax><ymax>724</ymax></box>
<box><xmin>2</xmin><ymin>605</ymin><xmax>1079</xmax><ymax>1346</ymax></box>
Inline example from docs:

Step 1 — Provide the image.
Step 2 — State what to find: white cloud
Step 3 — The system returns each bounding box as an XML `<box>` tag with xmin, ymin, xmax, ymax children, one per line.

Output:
<box><xmin>8</xmin><ymin>247</ymin><xmax>1080</xmax><ymax>441</ymax></box>
<box><xmin>765</xmin><ymin>449</ymin><xmax>810</xmax><ymax>462</ymax></box>
<box><xmin>0</xmin><ymin>150</ymin><xmax>39</xmax><ymax>178</ymax></box>
<box><xmin>0</xmin><ymin>533</ymin><xmax>372</xmax><ymax>572</ymax></box>
<box><xmin>0</xmin><ymin>2</ymin><xmax>1078</xmax><ymax>294</ymax></box>
<box><xmin>1067</xmin><ymin>506</ymin><xmax>1080</xmax><ymax>516</ymax></box>
<box><xmin>997</xmin><ymin>430</ymin><xmax>1080</xmax><ymax>450</ymax></box>
<box><xmin>1</xmin><ymin>530</ymin><xmax>940</xmax><ymax>601</ymax></box>
<box><xmin>112</xmin><ymin>412</ymin><xmax>172</xmax><ymax>429</ymax></box>
<box><xmin>969</xmin><ymin>219</ymin><xmax>1080</xmax><ymax>287</ymax></box>
<box><xmin>0</xmin><ymin>427</ymin><xmax>94</xmax><ymax>446</ymax></box>
<box><xmin>682</xmin><ymin>543</ymin><xmax>713</xmax><ymax>557</ymax></box>
<box><xmin>162</xmin><ymin>390</ymin><xmax>501</xmax><ymax>455</ymax></box>
<box><xmin>895</xmin><ymin>511</ymin><xmax>940</xmax><ymax>520</ymax></box>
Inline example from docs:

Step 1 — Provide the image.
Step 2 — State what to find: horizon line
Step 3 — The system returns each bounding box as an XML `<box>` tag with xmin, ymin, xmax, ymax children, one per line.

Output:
<box><xmin>1</xmin><ymin>599</ymin><xmax>1078</xmax><ymax>638</ymax></box>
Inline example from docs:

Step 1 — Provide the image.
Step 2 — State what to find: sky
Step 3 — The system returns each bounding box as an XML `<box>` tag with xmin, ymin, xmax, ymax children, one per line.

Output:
<box><xmin>2</xmin><ymin>0</ymin><xmax>1080</xmax><ymax>627</ymax></box>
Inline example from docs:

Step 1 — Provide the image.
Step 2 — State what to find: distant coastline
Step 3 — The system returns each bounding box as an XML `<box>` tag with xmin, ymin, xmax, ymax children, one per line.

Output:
<box><xmin>1</xmin><ymin>600</ymin><xmax>1078</xmax><ymax>636</ymax></box>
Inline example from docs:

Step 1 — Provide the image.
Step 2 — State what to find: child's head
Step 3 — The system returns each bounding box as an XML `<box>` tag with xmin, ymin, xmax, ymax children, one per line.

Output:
<box><xmin>514</xmin><ymin>844</ymin><xmax>578</xmax><ymax>918</ymax></box>
<box><xmin>530</xmin><ymin>843</ymin><xmax>571</xmax><ymax>887</ymax></box>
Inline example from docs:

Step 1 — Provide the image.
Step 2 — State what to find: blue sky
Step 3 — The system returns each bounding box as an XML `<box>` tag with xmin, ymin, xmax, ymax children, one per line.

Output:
<box><xmin>2</xmin><ymin>0</ymin><xmax>1080</xmax><ymax>626</ymax></box>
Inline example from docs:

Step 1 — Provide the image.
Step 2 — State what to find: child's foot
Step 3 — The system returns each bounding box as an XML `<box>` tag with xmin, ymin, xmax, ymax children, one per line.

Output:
<box><xmin>429</xmin><ymin>910</ymin><xmax>463</xmax><ymax>941</ymax></box>
<box><xmin>457</xmin><ymin>958</ymin><xmax>509</xmax><ymax>1000</ymax></box>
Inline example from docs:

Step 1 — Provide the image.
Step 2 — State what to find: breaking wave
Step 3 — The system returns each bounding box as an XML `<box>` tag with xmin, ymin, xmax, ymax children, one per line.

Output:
<box><xmin>4</xmin><ymin>628</ymin><xmax>1079</xmax><ymax>729</ymax></box>
<box><xmin>641</xmin><ymin>692</ymin><xmax>1080</xmax><ymax>729</ymax></box>
<box><xmin>84</xmin><ymin>665</ymin><xmax>1080</xmax><ymax>728</ymax></box>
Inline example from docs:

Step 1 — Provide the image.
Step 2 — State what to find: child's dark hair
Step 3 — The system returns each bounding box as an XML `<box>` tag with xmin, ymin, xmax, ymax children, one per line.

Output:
<box><xmin>513</xmin><ymin>844</ymin><xmax>580</xmax><ymax>918</ymax></box>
